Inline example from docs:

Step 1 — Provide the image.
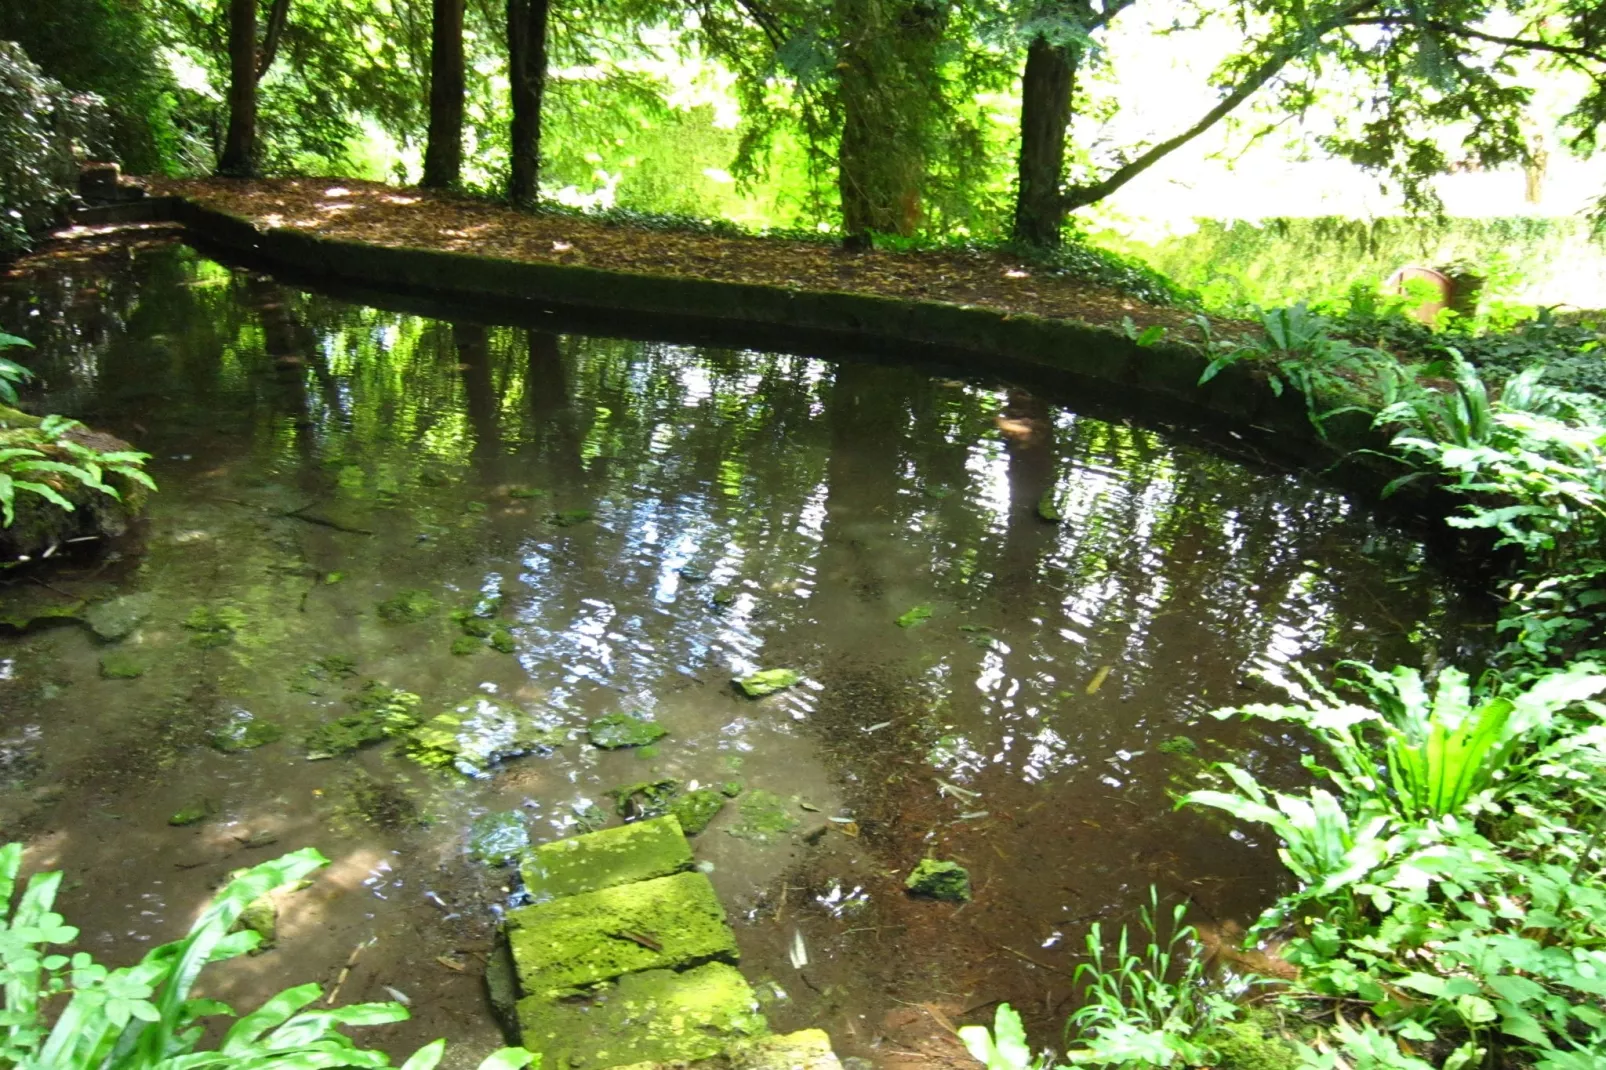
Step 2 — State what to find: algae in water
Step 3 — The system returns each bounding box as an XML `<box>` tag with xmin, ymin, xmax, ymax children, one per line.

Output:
<box><xmin>183</xmin><ymin>605</ymin><xmax>246</xmax><ymax>648</ymax></box>
<box><xmin>376</xmin><ymin>589</ymin><xmax>438</xmax><ymax>623</ymax></box>
<box><xmin>587</xmin><ymin>712</ymin><xmax>668</xmax><ymax>749</ymax></box>
<box><xmin>727</xmin><ymin>790</ymin><xmax>798</xmax><ymax>843</ymax></box>
<box><xmin>735</xmin><ymin>669</ymin><xmax>802</xmax><ymax>697</ymax></box>
<box><xmin>668</xmin><ymin>789</ymin><xmax>725</xmax><ymax>835</ymax></box>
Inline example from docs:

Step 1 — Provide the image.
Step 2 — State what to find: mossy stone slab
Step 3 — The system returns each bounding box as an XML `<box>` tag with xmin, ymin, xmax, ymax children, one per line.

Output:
<box><xmin>505</xmin><ymin>870</ymin><xmax>738</xmax><ymax>993</ymax></box>
<box><xmin>520</xmin><ymin>814</ymin><xmax>693</xmax><ymax>901</ymax></box>
<box><xmin>515</xmin><ymin>962</ymin><xmax>766</xmax><ymax>1070</ymax></box>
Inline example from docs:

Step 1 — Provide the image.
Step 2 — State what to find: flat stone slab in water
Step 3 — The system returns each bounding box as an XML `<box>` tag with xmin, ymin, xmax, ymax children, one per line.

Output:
<box><xmin>85</xmin><ymin>592</ymin><xmax>156</xmax><ymax>640</ymax></box>
<box><xmin>515</xmin><ymin>962</ymin><xmax>766</xmax><ymax>1070</ymax></box>
<box><xmin>520</xmin><ymin>814</ymin><xmax>693</xmax><ymax>900</ymax></box>
<box><xmin>506</xmin><ymin>870</ymin><xmax>737</xmax><ymax>992</ymax></box>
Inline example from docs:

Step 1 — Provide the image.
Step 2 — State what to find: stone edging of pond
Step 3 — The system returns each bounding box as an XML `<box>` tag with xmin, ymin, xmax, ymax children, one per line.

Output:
<box><xmin>67</xmin><ymin>196</ymin><xmax>1428</xmax><ymax>516</ymax></box>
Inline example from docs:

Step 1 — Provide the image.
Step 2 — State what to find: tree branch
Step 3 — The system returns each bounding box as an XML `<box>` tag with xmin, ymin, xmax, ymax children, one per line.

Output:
<box><xmin>1062</xmin><ymin>0</ymin><xmax>1377</xmax><ymax>211</ymax></box>
<box><xmin>256</xmin><ymin>0</ymin><xmax>291</xmax><ymax>80</ymax></box>
<box><xmin>1348</xmin><ymin>16</ymin><xmax>1606</xmax><ymax>65</ymax></box>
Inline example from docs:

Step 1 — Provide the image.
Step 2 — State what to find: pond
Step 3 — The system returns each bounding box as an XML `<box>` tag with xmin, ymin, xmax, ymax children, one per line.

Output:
<box><xmin>0</xmin><ymin>230</ymin><xmax>1478</xmax><ymax>1065</ymax></box>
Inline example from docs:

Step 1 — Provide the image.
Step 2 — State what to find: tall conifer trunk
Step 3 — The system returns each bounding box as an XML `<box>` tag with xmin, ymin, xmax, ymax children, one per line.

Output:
<box><xmin>1012</xmin><ymin>35</ymin><xmax>1075</xmax><ymax>247</ymax></box>
<box><xmin>217</xmin><ymin>0</ymin><xmax>258</xmax><ymax>176</ymax></box>
<box><xmin>422</xmin><ymin>0</ymin><xmax>466</xmax><ymax>189</ymax></box>
<box><xmin>507</xmin><ymin>0</ymin><xmax>550</xmax><ymax>208</ymax></box>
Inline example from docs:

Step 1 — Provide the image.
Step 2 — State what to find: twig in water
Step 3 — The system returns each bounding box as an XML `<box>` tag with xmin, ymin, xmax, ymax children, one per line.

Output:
<box><xmin>325</xmin><ymin>936</ymin><xmax>376</xmax><ymax>1005</ymax></box>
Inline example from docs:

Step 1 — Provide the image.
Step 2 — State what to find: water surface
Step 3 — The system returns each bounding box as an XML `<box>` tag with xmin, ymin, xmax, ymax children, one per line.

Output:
<box><xmin>0</xmin><ymin>233</ymin><xmax>1473</xmax><ymax>1065</ymax></box>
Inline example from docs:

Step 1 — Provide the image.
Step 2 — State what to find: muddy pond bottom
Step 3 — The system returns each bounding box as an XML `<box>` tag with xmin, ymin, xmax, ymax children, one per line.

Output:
<box><xmin>0</xmin><ymin>236</ymin><xmax>1474</xmax><ymax>1067</ymax></box>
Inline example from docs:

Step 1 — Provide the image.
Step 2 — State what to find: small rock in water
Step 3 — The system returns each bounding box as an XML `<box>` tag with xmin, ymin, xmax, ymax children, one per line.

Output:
<box><xmin>376</xmin><ymin>589</ymin><xmax>438</xmax><ymax>623</ymax></box>
<box><xmin>98</xmin><ymin>651</ymin><xmax>146</xmax><ymax>679</ymax></box>
<box><xmin>727</xmin><ymin>789</ymin><xmax>799</xmax><ymax>844</ymax></box>
<box><xmin>895</xmin><ymin>605</ymin><xmax>933</xmax><ymax>629</ymax></box>
<box><xmin>734</xmin><ymin>669</ymin><xmax>802</xmax><ymax>698</ymax></box>
<box><xmin>211</xmin><ymin>708</ymin><xmax>283</xmax><ymax>753</ymax></box>
<box><xmin>668</xmin><ymin>788</ymin><xmax>726</xmax><ymax>835</ymax></box>
<box><xmin>904</xmin><ymin>858</ymin><xmax>972</xmax><ymax>902</ymax></box>
<box><xmin>469</xmin><ymin>810</ymin><xmax>531</xmax><ymax>866</ymax></box>
<box><xmin>168</xmin><ymin>799</ymin><xmax>212</xmax><ymax>827</ymax></box>
<box><xmin>85</xmin><ymin>592</ymin><xmax>156</xmax><ymax>641</ymax></box>
<box><xmin>607</xmin><ymin>778</ymin><xmax>681</xmax><ymax>821</ymax></box>
<box><xmin>587</xmin><ymin>712</ymin><xmax>668</xmax><ymax>749</ymax></box>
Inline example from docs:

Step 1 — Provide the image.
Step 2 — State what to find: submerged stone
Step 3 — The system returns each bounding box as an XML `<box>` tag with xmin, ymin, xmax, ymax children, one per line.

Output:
<box><xmin>84</xmin><ymin>592</ymin><xmax>156</xmax><ymax>641</ymax></box>
<box><xmin>895</xmin><ymin>605</ymin><xmax>933</xmax><ymax>629</ymax></box>
<box><xmin>608</xmin><ymin>777</ymin><xmax>681</xmax><ymax>821</ymax></box>
<box><xmin>339</xmin><ymin>767</ymin><xmax>422</xmax><ymax>829</ymax></box>
<box><xmin>505</xmin><ymin>870</ymin><xmax>738</xmax><ymax>992</ymax></box>
<box><xmin>183</xmin><ymin>605</ymin><xmax>246</xmax><ymax>648</ymax></box>
<box><xmin>376</xmin><ymin>589</ymin><xmax>438</xmax><ymax>623</ymax></box>
<box><xmin>98</xmin><ymin>651</ymin><xmax>145</xmax><ymax>679</ymax></box>
<box><xmin>450</xmin><ymin>634</ymin><xmax>482</xmax><ymax>656</ymax></box>
<box><xmin>549</xmin><ymin>508</ymin><xmax>593</xmax><ymax>527</ymax></box>
<box><xmin>1158</xmin><ymin>735</ymin><xmax>1199</xmax><ymax>756</ymax></box>
<box><xmin>905</xmin><ymin>858</ymin><xmax>971</xmax><ymax>902</ymax></box>
<box><xmin>305</xmin><ymin>683</ymin><xmax>421</xmax><ymax>759</ymax></box>
<box><xmin>727</xmin><ymin>790</ymin><xmax>799</xmax><ymax>845</ymax></box>
<box><xmin>588</xmin><ymin>712</ymin><xmax>668</xmax><ymax>749</ymax></box>
<box><xmin>236</xmin><ymin>896</ymin><xmax>277</xmax><ymax>951</ymax></box>
<box><xmin>0</xmin><ymin>595</ymin><xmax>85</xmax><ymax>632</ymax></box>
<box><xmin>669</xmin><ymin>788</ymin><xmax>726</xmax><ymax>835</ymax></box>
<box><xmin>519</xmin><ymin>814</ymin><xmax>694</xmax><ymax>901</ymax></box>
<box><xmin>488</xmin><ymin>627</ymin><xmax>517</xmax><ymax>653</ymax></box>
<box><xmin>211</xmin><ymin>708</ymin><xmax>283</xmax><ymax>753</ymax></box>
<box><xmin>471</xmin><ymin>810</ymin><xmax>531</xmax><ymax>866</ymax></box>
<box><xmin>168</xmin><ymin>800</ymin><xmax>211</xmax><ymax>826</ymax></box>
<box><xmin>735</xmin><ymin>669</ymin><xmax>802</xmax><ymax>698</ymax></box>
<box><xmin>728</xmin><ymin>1029</ymin><xmax>843</xmax><ymax>1070</ymax></box>
<box><xmin>456</xmin><ymin>614</ymin><xmax>496</xmax><ymax>638</ymax></box>
<box><xmin>515</xmin><ymin>961</ymin><xmax>766</xmax><ymax>1070</ymax></box>
<box><xmin>405</xmin><ymin>696</ymin><xmax>562</xmax><ymax>776</ymax></box>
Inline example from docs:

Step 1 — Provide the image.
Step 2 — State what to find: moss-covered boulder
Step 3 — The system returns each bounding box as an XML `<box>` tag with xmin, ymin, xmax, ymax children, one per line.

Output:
<box><xmin>504</xmin><ymin>870</ymin><xmax>739</xmax><ymax>992</ymax></box>
<box><xmin>515</xmin><ymin>962</ymin><xmax>766</xmax><ymax>1070</ymax></box>
<box><xmin>376</xmin><ymin>588</ymin><xmax>437</xmax><ymax>623</ymax></box>
<box><xmin>519</xmin><ymin>815</ymin><xmax>693</xmax><ymax>901</ymax></box>
<box><xmin>304</xmin><ymin>683</ymin><xmax>421</xmax><ymax>759</ymax></box>
<box><xmin>84</xmin><ymin>592</ymin><xmax>156</xmax><ymax>641</ymax></box>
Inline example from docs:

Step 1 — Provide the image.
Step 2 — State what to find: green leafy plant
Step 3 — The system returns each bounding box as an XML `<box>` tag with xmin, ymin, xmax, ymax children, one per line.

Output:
<box><xmin>1062</xmin><ymin>889</ymin><xmax>1234</xmax><ymax>1067</ymax></box>
<box><xmin>959</xmin><ymin>1004</ymin><xmax>1039</xmax><ymax>1070</ymax></box>
<box><xmin>0</xmin><ymin>413</ymin><xmax>156</xmax><ymax>528</ymax></box>
<box><xmin>0</xmin><ymin>330</ymin><xmax>33</xmax><ymax>406</ymax></box>
<box><xmin>0</xmin><ymin>842</ymin><xmax>535</xmax><ymax>1069</ymax></box>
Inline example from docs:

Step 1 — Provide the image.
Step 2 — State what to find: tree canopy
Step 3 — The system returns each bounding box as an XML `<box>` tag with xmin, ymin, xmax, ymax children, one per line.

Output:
<box><xmin>0</xmin><ymin>0</ymin><xmax>1602</xmax><ymax>250</ymax></box>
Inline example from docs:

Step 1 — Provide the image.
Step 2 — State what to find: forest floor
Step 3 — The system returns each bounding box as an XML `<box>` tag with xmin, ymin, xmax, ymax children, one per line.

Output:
<box><xmin>152</xmin><ymin>178</ymin><xmax>1207</xmax><ymax>337</ymax></box>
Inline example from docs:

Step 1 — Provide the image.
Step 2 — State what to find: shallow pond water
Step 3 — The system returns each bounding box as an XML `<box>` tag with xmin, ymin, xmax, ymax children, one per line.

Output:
<box><xmin>0</xmin><ymin>232</ymin><xmax>1478</xmax><ymax>1066</ymax></box>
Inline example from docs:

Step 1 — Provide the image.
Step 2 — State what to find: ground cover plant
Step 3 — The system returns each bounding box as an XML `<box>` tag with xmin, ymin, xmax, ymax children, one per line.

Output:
<box><xmin>0</xmin><ymin>842</ymin><xmax>534</xmax><ymax>1070</ymax></box>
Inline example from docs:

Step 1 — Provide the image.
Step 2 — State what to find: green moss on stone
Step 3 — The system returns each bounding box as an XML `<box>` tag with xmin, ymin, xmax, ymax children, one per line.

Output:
<box><xmin>339</xmin><ymin>768</ymin><xmax>423</xmax><ymax>829</ymax></box>
<box><xmin>168</xmin><ymin>800</ymin><xmax>211</xmax><ymax>826</ymax></box>
<box><xmin>549</xmin><ymin>508</ymin><xmax>593</xmax><ymax>527</ymax></box>
<box><xmin>376</xmin><ymin>588</ymin><xmax>438</xmax><ymax>623</ymax></box>
<box><xmin>405</xmin><ymin>696</ymin><xmax>562</xmax><ymax>775</ymax></box>
<box><xmin>520</xmin><ymin>814</ymin><xmax>694</xmax><ymax>901</ymax></box>
<box><xmin>669</xmin><ymin>788</ymin><xmax>725</xmax><ymax>835</ymax></box>
<box><xmin>489</xmin><ymin>627</ymin><xmax>517</xmax><ymax>653</ymax></box>
<box><xmin>1158</xmin><ymin>735</ymin><xmax>1199</xmax><ymax>756</ymax></box>
<box><xmin>504</xmin><ymin>870</ymin><xmax>738</xmax><ymax>992</ymax></box>
<box><xmin>608</xmin><ymin>777</ymin><xmax>681</xmax><ymax>820</ymax></box>
<box><xmin>471</xmin><ymin>810</ymin><xmax>531</xmax><ymax>866</ymax></box>
<box><xmin>98</xmin><ymin>651</ymin><xmax>145</xmax><ymax>679</ymax></box>
<box><xmin>734</xmin><ymin>669</ymin><xmax>801</xmax><ymax>697</ymax></box>
<box><xmin>236</xmin><ymin>896</ymin><xmax>277</xmax><ymax>951</ymax></box>
<box><xmin>515</xmin><ymin>962</ymin><xmax>766</xmax><ymax>1070</ymax></box>
<box><xmin>905</xmin><ymin>858</ymin><xmax>971</xmax><ymax>902</ymax></box>
<box><xmin>450</xmin><ymin>634</ymin><xmax>482</xmax><ymax>656</ymax></box>
<box><xmin>183</xmin><ymin>605</ymin><xmax>246</xmax><ymax>648</ymax></box>
<box><xmin>305</xmin><ymin>683</ymin><xmax>420</xmax><ymax>759</ymax></box>
<box><xmin>1208</xmin><ymin>1014</ymin><xmax>1301</xmax><ymax>1070</ymax></box>
<box><xmin>456</xmin><ymin>615</ymin><xmax>496</xmax><ymax>638</ymax></box>
<box><xmin>212</xmin><ymin>710</ymin><xmax>283</xmax><ymax>753</ymax></box>
<box><xmin>727</xmin><ymin>790</ymin><xmax>798</xmax><ymax>844</ymax></box>
<box><xmin>727</xmin><ymin>1029</ymin><xmax>840</xmax><ymax>1070</ymax></box>
<box><xmin>588</xmin><ymin>712</ymin><xmax>668</xmax><ymax>749</ymax></box>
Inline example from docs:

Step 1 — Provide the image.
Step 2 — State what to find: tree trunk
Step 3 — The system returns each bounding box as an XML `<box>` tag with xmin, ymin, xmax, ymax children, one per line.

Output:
<box><xmin>257</xmin><ymin>0</ymin><xmax>291</xmax><ymax>80</ymax></box>
<box><xmin>836</xmin><ymin>0</ymin><xmax>942</xmax><ymax>249</ymax></box>
<box><xmin>422</xmin><ymin>0</ymin><xmax>466</xmax><ymax>189</ymax></box>
<box><xmin>1012</xmin><ymin>36</ymin><xmax>1076</xmax><ymax>248</ymax></box>
<box><xmin>507</xmin><ymin>0</ymin><xmax>550</xmax><ymax>208</ymax></box>
<box><xmin>216</xmin><ymin>0</ymin><xmax>257</xmax><ymax>177</ymax></box>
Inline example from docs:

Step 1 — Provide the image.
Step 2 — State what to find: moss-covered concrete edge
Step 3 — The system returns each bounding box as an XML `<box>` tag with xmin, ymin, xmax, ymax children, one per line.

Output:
<box><xmin>73</xmin><ymin>195</ymin><xmax>1418</xmax><ymax>505</ymax></box>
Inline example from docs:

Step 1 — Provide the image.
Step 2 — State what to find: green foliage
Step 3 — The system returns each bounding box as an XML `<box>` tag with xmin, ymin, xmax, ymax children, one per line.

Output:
<box><xmin>0</xmin><ymin>413</ymin><xmax>156</xmax><ymax>529</ymax></box>
<box><xmin>0</xmin><ymin>842</ymin><xmax>536</xmax><ymax>1069</ymax></box>
<box><xmin>0</xmin><ymin>42</ymin><xmax>110</xmax><ymax>257</ymax></box>
<box><xmin>1064</xmin><ymin>890</ymin><xmax>1235</xmax><ymax>1067</ymax></box>
<box><xmin>959</xmin><ymin>1005</ymin><xmax>1039</xmax><ymax>1070</ymax></box>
